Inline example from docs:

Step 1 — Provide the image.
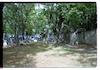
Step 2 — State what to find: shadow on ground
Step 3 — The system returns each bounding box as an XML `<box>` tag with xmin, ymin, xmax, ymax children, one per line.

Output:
<box><xmin>3</xmin><ymin>42</ymin><xmax>97</xmax><ymax>68</ymax></box>
<box><xmin>3</xmin><ymin>42</ymin><xmax>51</xmax><ymax>68</ymax></box>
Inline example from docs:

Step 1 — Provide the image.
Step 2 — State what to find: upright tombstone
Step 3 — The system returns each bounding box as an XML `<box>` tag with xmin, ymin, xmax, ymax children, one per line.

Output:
<box><xmin>70</xmin><ymin>28</ymin><xmax>86</xmax><ymax>45</ymax></box>
<box><xmin>70</xmin><ymin>31</ymin><xmax>78</xmax><ymax>45</ymax></box>
<box><xmin>3</xmin><ymin>40</ymin><xmax>8</xmax><ymax>48</ymax></box>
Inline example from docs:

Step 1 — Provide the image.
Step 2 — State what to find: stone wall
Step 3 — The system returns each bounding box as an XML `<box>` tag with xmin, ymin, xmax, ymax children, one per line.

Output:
<box><xmin>70</xmin><ymin>29</ymin><xmax>97</xmax><ymax>46</ymax></box>
<box><xmin>84</xmin><ymin>30</ymin><xmax>97</xmax><ymax>46</ymax></box>
<box><xmin>43</xmin><ymin>30</ymin><xmax>97</xmax><ymax>46</ymax></box>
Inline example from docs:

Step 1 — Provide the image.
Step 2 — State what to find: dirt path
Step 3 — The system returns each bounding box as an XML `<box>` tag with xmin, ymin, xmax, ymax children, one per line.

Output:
<box><xmin>25</xmin><ymin>47</ymin><xmax>97</xmax><ymax>67</ymax></box>
<box><xmin>34</xmin><ymin>50</ymin><xmax>82</xmax><ymax>67</ymax></box>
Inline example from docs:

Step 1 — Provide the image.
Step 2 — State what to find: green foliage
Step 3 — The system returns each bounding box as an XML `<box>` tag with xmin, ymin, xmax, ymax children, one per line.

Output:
<box><xmin>3</xmin><ymin>3</ymin><xmax>97</xmax><ymax>44</ymax></box>
<box><xmin>3</xmin><ymin>3</ymin><xmax>35</xmax><ymax>45</ymax></box>
<box><xmin>3</xmin><ymin>3</ymin><xmax>35</xmax><ymax>34</ymax></box>
<box><xmin>40</xmin><ymin>3</ymin><xmax>97</xmax><ymax>43</ymax></box>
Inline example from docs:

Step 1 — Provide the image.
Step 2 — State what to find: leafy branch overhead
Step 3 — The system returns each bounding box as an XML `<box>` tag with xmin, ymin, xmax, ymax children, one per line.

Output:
<box><xmin>3</xmin><ymin>3</ymin><xmax>97</xmax><ymax>45</ymax></box>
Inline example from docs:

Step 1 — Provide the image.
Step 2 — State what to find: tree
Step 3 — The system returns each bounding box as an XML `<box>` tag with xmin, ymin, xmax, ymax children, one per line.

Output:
<box><xmin>41</xmin><ymin>3</ymin><xmax>97</xmax><ymax>44</ymax></box>
<box><xmin>3</xmin><ymin>3</ymin><xmax>97</xmax><ymax>45</ymax></box>
<box><xmin>3</xmin><ymin>3</ymin><xmax>35</xmax><ymax>46</ymax></box>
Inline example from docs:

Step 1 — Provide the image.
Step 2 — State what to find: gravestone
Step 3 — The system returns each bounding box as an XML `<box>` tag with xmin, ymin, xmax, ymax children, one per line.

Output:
<box><xmin>70</xmin><ymin>32</ymin><xmax>78</xmax><ymax>45</ymax></box>
<box><xmin>3</xmin><ymin>40</ymin><xmax>8</xmax><ymax>48</ymax></box>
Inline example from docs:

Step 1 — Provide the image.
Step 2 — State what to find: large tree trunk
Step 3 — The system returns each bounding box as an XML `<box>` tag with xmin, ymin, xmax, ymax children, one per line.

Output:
<box><xmin>22</xmin><ymin>27</ymin><xmax>25</xmax><ymax>40</ymax></box>
<box><xmin>16</xmin><ymin>9</ymin><xmax>20</xmax><ymax>46</ymax></box>
<box><xmin>55</xmin><ymin>14</ymin><xmax>64</xmax><ymax>44</ymax></box>
<box><xmin>16</xmin><ymin>29</ymin><xmax>19</xmax><ymax>46</ymax></box>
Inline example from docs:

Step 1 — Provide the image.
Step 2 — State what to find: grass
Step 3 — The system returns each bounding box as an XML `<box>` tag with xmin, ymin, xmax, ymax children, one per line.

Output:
<box><xmin>3</xmin><ymin>42</ymin><xmax>97</xmax><ymax>68</ymax></box>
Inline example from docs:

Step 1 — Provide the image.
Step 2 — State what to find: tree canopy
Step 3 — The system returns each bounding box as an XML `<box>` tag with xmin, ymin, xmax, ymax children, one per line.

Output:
<box><xmin>3</xmin><ymin>3</ymin><xmax>97</xmax><ymax>45</ymax></box>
